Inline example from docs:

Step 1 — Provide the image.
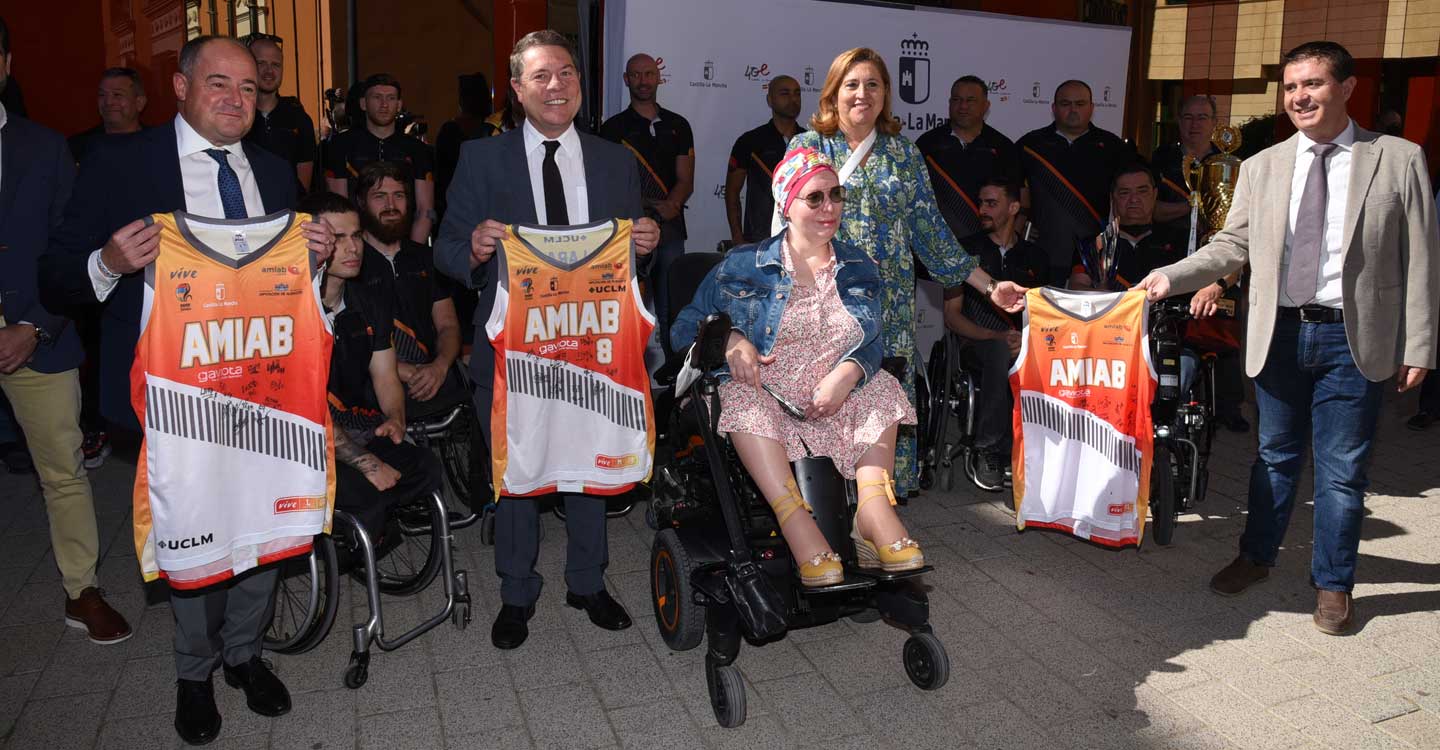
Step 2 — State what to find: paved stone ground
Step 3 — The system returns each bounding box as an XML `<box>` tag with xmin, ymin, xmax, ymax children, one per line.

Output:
<box><xmin>2</xmin><ymin>389</ymin><xmax>1438</xmax><ymax>750</ymax></box>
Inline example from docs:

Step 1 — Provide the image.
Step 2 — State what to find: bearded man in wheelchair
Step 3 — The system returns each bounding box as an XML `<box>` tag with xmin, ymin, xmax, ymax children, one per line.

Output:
<box><xmin>668</xmin><ymin>148</ymin><xmax>923</xmax><ymax>587</ymax></box>
<box><xmin>303</xmin><ymin>191</ymin><xmax>444</xmax><ymax>540</ymax></box>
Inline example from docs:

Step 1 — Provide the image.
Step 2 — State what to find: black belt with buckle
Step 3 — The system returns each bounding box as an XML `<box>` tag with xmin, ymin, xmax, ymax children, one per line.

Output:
<box><xmin>1279</xmin><ymin>305</ymin><xmax>1344</xmax><ymax>323</ymax></box>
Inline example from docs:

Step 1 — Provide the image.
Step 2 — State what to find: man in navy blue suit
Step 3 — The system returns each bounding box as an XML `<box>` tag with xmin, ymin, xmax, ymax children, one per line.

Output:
<box><xmin>0</xmin><ymin>15</ymin><xmax>134</xmax><ymax>651</ymax></box>
<box><xmin>434</xmin><ymin>29</ymin><xmax>659</xmax><ymax>651</ymax></box>
<box><xmin>40</xmin><ymin>35</ymin><xmax>334</xmax><ymax>746</ymax></box>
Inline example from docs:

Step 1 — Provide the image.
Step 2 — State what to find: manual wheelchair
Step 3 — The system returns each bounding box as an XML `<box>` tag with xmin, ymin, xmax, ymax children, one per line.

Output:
<box><xmin>265</xmin><ymin>383</ymin><xmax>482</xmax><ymax>688</ymax></box>
<box><xmin>647</xmin><ymin>310</ymin><xmax>950</xmax><ymax>729</ymax></box>
<box><xmin>916</xmin><ymin>330</ymin><xmax>1010</xmax><ymax>493</ymax></box>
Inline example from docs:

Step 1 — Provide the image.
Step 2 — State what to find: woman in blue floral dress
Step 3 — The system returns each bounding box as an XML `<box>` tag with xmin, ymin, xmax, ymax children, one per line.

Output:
<box><xmin>789</xmin><ymin>47</ymin><xmax>1026</xmax><ymax>496</ymax></box>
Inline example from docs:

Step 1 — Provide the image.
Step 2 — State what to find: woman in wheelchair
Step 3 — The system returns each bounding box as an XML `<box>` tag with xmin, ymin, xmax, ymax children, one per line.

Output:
<box><xmin>671</xmin><ymin>147</ymin><xmax>922</xmax><ymax>587</ymax></box>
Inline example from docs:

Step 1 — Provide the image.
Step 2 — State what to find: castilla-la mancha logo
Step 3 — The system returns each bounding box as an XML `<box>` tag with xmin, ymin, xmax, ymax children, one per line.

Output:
<box><xmin>898</xmin><ymin>33</ymin><xmax>930</xmax><ymax>105</ymax></box>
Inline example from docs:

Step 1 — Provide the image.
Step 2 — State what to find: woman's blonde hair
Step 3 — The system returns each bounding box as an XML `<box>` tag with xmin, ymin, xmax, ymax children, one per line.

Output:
<box><xmin>809</xmin><ymin>47</ymin><xmax>901</xmax><ymax>137</ymax></box>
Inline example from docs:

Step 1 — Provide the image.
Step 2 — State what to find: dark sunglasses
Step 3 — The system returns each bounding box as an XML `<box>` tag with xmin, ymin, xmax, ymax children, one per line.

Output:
<box><xmin>796</xmin><ymin>185</ymin><xmax>846</xmax><ymax>209</ymax></box>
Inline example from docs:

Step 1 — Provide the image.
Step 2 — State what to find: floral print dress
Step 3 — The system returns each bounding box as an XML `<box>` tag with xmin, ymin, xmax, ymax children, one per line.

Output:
<box><xmin>717</xmin><ymin>247</ymin><xmax>915</xmax><ymax>477</ymax></box>
<box><xmin>788</xmin><ymin>130</ymin><xmax>978</xmax><ymax>494</ymax></box>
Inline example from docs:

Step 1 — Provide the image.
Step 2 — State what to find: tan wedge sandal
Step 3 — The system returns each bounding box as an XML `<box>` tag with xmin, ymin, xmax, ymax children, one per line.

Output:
<box><xmin>852</xmin><ymin>470</ymin><xmax>923</xmax><ymax>572</ymax></box>
<box><xmin>770</xmin><ymin>478</ymin><xmax>843</xmax><ymax>587</ymax></box>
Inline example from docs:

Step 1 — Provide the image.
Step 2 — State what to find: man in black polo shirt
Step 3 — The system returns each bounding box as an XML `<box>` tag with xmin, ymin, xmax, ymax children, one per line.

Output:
<box><xmin>1151</xmin><ymin>95</ymin><xmax>1220</xmax><ymax>240</ymax></box>
<box><xmin>68</xmin><ymin>67</ymin><xmax>146</xmax><ymax>165</ymax></box>
<box><xmin>599</xmin><ymin>52</ymin><xmax>694</xmax><ymax>349</ymax></box>
<box><xmin>1018</xmin><ymin>79</ymin><xmax>1137</xmax><ymax>282</ymax></box>
<box><xmin>942</xmin><ymin>179</ymin><xmax>1048</xmax><ymax>490</ymax></box>
<box><xmin>301</xmin><ymin>191</ymin><xmax>440</xmax><ymax>535</ymax></box>
<box><xmin>725</xmin><ymin>75</ymin><xmax>803</xmax><ymax>246</ymax></box>
<box><xmin>917</xmin><ymin>75</ymin><xmax>1021</xmax><ymax>242</ymax></box>
<box><xmin>1067</xmin><ymin>163</ymin><xmax>1184</xmax><ymax>291</ymax></box>
<box><xmin>324</xmin><ymin>74</ymin><xmax>435</xmax><ymax>243</ymax></box>
<box><xmin>245</xmin><ymin>35</ymin><xmax>317</xmax><ymax>193</ymax></box>
<box><xmin>354</xmin><ymin>161</ymin><xmax>466</xmax><ymax>420</ymax></box>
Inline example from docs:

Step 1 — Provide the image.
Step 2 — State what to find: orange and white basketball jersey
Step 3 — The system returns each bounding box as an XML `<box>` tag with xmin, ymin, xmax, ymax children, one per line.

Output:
<box><xmin>1009</xmin><ymin>288</ymin><xmax>1156</xmax><ymax>547</ymax></box>
<box><xmin>487</xmin><ymin>219</ymin><xmax>655</xmax><ymax>498</ymax></box>
<box><xmin>131</xmin><ymin>211</ymin><xmax>335</xmax><ymax>589</ymax></box>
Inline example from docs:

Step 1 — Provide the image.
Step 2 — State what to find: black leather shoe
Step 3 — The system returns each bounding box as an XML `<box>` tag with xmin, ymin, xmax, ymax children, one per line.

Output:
<box><xmin>491</xmin><ymin>603</ymin><xmax>535</xmax><ymax>650</ymax></box>
<box><xmin>565</xmin><ymin>589</ymin><xmax>633</xmax><ymax>631</ymax></box>
<box><xmin>222</xmin><ymin>656</ymin><xmax>291</xmax><ymax>717</ymax></box>
<box><xmin>175</xmin><ymin>677</ymin><xmax>221</xmax><ymax>746</ymax></box>
<box><xmin>1407</xmin><ymin>412</ymin><xmax>1433</xmax><ymax>431</ymax></box>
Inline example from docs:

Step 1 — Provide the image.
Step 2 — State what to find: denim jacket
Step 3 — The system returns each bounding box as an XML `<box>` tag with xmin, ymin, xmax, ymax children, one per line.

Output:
<box><xmin>670</xmin><ymin>232</ymin><xmax>884</xmax><ymax>386</ymax></box>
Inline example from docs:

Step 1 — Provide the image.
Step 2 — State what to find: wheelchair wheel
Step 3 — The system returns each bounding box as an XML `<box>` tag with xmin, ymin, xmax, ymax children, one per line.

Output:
<box><xmin>921</xmin><ymin>341</ymin><xmax>951</xmax><ymax>473</ymax></box>
<box><xmin>707</xmin><ymin>660</ymin><xmax>747</xmax><ymax>728</ymax></box>
<box><xmin>903</xmin><ymin>632</ymin><xmax>950</xmax><ymax>690</ymax></box>
<box><xmin>651</xmin><ymin>529</ymin><xmax>704</xmax><ymax>651</ymax></box>
<box><xmin>265</xmin><ymin>534</ymin><xmax>339</xmax><ymax>654</ymax></box>
<box><xmin>370</xmin><ymin>497</ymin><xmax>445</xmax><ymax>596</ymax></box>
<box><xmin>438</xmin><ymin>408</ymin><xmax>489</xmax><ymax>512</ymax></box>
<box><xmin>1150</xmin><ymin>444</ymin><xmax>1177</xmax><ymax>546</ymax></box>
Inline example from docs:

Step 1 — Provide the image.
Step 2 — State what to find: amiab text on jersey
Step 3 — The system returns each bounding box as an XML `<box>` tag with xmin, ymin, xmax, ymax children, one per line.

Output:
<box><xmin>131</xmin><ymin>211</ymin><xmax>335</xmax><ymax>589</ymax></box>
<box><xmin>487</xmin><ymin>219</ymin><xmax>656</xmax><ymax>498</ymax></box>
<box><xmin>1009</xmin><ymin>288</ymin><xmax>1156</xmax><ymax>547</ymax></box>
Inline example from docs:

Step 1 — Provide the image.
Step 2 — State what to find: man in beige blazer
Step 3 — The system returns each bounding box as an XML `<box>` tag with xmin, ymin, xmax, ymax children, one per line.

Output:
<box><xmin>1137</xmin><ymin>41</ymin><xmax>1439</xmax><ymax>636</ymax></box>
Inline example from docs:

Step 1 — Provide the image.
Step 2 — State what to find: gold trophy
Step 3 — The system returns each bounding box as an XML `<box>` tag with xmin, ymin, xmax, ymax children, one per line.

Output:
<box><xmin>1181</xmin><ymin>124</ymin><xmax>1243</xmax><ymax>254</ymax></box>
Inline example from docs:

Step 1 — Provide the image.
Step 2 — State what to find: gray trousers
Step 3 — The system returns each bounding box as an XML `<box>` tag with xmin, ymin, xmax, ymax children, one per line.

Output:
<box><xmin>171</xmin><ymin>566</ymin><xmax>278</xmax><ymax>681</ymax></box>
<box><xmin>475</xmin><ymin>384</ymin><xmax>609</xmax><ymax>606</ymax></box>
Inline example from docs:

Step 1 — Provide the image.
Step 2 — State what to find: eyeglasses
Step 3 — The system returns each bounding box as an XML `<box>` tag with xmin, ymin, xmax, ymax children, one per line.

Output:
<box><xmin>796</xmin><ymin>186</ymin><xmax>846</xmax><ymax>209</ymax></box>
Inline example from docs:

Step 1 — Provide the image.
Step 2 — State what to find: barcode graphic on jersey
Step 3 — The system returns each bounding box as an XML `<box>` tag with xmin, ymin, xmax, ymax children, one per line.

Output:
<box><xmin>146</xmin><ymin>383</ymin><xmax>328</xmax><ymax>471</ymax></box>
<box><xmin>1019</xmin><ymin>391</ymin><xmax>1140</xmax><ymax>474</ymax></box>
<box><xmin>506</xmin><ymin>354</ymin><xmax>646</xmax><ymax>432</ymax></box>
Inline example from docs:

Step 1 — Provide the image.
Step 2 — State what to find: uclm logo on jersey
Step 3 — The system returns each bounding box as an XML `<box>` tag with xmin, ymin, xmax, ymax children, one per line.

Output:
<box><xmin>898</xmin><ymin>34</ymin><xmax>930</xmax><ymax>105</ymax></box>
<box><xmin>158</xmin><ymin>533</ymin><xmax>214</xmax><ymax>550</ymax></box>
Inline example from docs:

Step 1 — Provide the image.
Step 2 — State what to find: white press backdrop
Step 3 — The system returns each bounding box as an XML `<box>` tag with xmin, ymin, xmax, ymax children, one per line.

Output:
<box><xmin>601</xmin><ymin>0</ymin><xmax>1133</xmax><ymax>251</ymax></box>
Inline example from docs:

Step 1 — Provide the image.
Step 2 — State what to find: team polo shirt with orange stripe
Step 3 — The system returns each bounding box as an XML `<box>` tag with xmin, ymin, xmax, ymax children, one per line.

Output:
<box><xmin>1009</xmin><ymin>288</ymin><xmax>1156</xmax><ymax>547</ymax></box>
<box><xmin>1017</xmin><ymin>125</ymin><xmax>1137</xmax><ymax>269</ymax></box>
<box><xmin>728</xmin><ymin>120</ymin><xmax>806</xmax><ymax>243</ymax></box>
<box><xmin>364</xmin><ymin>239</ymin><xmax>453</xmax><ymax>365</ymax></box>
<box><xmin>916</xmin><ymin>123</ymin><xmax>1021</xmax><ymax>241</ymax></box>
<box><xmin>487</xmin><ymin>219</ymin><xmax>656</xmax><ymax>498</ymax></box>
<box><xmin>598</xmin><ymin>105</ymin><xmax>695</xmax><ymax>242</ymax></box>
<box><xmin>131</xmin><ymin>211</ymin><xmax>335</xmax><ymax>589</ymax></box>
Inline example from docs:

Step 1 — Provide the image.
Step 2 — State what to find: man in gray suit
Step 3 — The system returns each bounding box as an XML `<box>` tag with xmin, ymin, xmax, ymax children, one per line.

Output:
<box><xmin>433</xmin><ymin>30</ymin><xmax>659</xmax><ymax>650</ymax></box>
<box><xmin>1137</xmin><ymin>41</ymin><xmax>1439</xmax><ymax>635</ymax></box>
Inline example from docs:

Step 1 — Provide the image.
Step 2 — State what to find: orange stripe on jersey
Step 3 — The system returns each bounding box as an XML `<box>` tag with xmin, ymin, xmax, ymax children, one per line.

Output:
<box><xmin>487</xmin><ymin>219</ymin><xmax>656</xmax><ymax>499</ymax></box>
<box><xmin>1009</xmin><ymin>288</ymin><xmax>1155</xmax><ymax>548</ymax></box>
<box><xmin>131</xmin><ymin>211</ymin><xmax>335</xmax><ymax>589</ymax></box>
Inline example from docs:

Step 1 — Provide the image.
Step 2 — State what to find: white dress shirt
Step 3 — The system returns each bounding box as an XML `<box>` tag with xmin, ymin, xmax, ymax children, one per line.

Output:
<box><xmin>1282</xmin><ymin>120</ymin><xmax>1355</xmax><ymax>308</ymax></box>
<box><xmin>87</xmin><ymin>114</ymin><xmax>266</xmax><ymax>300</ymax></box>
<box><xmin>522</xmin><ymin>119</ymin><xmax>587</xmax><ymax>225</ymax></box>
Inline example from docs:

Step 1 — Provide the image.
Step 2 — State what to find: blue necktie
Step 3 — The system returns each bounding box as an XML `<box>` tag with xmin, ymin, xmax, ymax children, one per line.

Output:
<box><xmin>204</xmin><ymin>148</ymin><xmax>248</xmax><ymax>220</ymax></box>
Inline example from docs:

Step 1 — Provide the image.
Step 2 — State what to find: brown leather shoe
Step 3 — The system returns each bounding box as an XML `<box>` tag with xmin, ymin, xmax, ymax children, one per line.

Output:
<box><xmin>64</xmin><ymin>587</ymin><xmax>133</xmax><ymax>645</ymax></box>
<box><xmin>1208</xmin><ymin>557</ymin><xmax>1269</xmax><ymax>596</ymax></box>
<box><xmin>1313</xmin><ymin>590</ymin><xmax>1354</xmax><ymax>635</ymax></box>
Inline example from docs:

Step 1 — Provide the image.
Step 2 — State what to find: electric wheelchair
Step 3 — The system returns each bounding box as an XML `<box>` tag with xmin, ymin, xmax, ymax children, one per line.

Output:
<box><xmin>646</xmin><ymin>256</ymin><xmax>950</xmax><ymax>728</ymax></box>
<box><xmin>1147</xmin><ymin>295</ymin><xmax>1227</xmax><ymax>545</ymax></box>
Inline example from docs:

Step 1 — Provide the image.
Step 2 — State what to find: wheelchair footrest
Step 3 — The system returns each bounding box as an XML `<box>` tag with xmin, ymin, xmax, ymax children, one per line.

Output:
<box><xmin>796</xmin><ymin>573</ymin><xmax>877</xmax><ymax>595</ymax></box>
<box><xmin>846</xmin><ymin>565</ymin><xmax>934</xmax><ymax>583</ymax></box>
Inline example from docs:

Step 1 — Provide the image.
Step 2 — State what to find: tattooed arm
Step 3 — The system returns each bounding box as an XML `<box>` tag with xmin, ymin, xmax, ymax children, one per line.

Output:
<box><xmin>333</xmin><ymin>425</ymin><xmax>401</xmax><ymax>491</ymax></box>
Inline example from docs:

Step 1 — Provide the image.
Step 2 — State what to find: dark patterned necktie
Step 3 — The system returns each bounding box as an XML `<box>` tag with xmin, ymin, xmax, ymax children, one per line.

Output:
<box><xmin>1286</xmin><ymin>142</ymin><xmax>1338</xmax><ymax>305</ymax></box>
<box><xmin>542</xmin><ymin>140</ymin><xmax>569</xmax><ymax>225</ymax></box>
<box><xmin>204</xmin><ymin>148</ymin><xmax>248</xmax><ymax>220</ymax></box>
